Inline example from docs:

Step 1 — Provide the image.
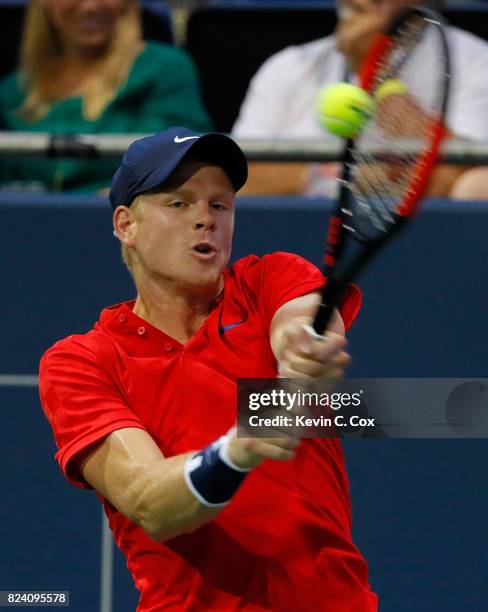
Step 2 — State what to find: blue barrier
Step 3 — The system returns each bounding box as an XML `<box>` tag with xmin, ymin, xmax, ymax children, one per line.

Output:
<box><xmin>2</xmin><ymin>192</ymin><xmax>488</xmax><ymax>611</ymax></box>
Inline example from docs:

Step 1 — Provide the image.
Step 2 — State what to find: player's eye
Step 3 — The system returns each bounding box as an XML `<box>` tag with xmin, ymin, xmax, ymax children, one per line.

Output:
<box><xmin>211</xmin><ymin>202</ymin><xmax>229</xmax><ymax>211</ymax></box>
<box><xmin>168</xmin><ymin>200</ymin><xmax>185</xmax><ymax>209</ymax></box>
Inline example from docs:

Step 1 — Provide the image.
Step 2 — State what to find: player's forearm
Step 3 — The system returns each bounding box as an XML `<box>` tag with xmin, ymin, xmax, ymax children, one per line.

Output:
<box><xmin>130</xmin><ymin>435</ymin><xmax>293</xmax><ymax>541</ymax></box>
<box><xmin>83</xmin><ymin>429</ymin><xmax>294</xmax><ymax>542</ymax></box>
<box><xmin>130</xmin><ymin>452</ymin><xmax>221</xmax><ymax>542</ymax></box>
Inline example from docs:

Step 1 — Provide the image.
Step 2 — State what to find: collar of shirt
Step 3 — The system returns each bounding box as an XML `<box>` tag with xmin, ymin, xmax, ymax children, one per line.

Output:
<box><xmin>94</xmin><ymin>298</ymin><xmax>223</xmax><ymax>358</ymax></box>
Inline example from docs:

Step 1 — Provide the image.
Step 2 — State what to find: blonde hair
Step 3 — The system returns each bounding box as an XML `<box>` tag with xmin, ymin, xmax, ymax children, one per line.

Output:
<box><xmin>18</xmin><ymin>0</ymin><xmax>143</xmax><ymax>122</ymax></box>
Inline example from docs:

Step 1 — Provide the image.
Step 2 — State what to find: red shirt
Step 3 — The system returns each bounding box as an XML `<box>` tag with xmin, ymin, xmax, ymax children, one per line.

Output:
<box><xmin>39</xmin><ymin>252</ymin><xmax>376</xmax><ymax>612</ymax></box>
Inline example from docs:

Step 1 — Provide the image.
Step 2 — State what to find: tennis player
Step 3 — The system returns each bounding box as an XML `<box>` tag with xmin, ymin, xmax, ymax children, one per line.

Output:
<box><xmin>39</xmin><ymin>128</ymin><xmax>377</xmax><ymax>611</ymax></box>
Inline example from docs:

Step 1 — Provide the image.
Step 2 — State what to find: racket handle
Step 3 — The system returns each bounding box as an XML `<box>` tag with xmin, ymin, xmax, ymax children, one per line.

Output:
<box><xmin>312</xmin><ymin>301</ymin><xmax>335</xmax><ymax>336</ymax></box>
<box><xmin>312</xmin><ymin>277</ymin><xmax>347</xmax><ymax>336</ymax></box>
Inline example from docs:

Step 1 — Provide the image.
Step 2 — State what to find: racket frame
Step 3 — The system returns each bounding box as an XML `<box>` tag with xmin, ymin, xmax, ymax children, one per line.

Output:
<box><xmin>313</xmin><ymin>6</ymin><xmax>451</xmax><ymax>335</ymax></box>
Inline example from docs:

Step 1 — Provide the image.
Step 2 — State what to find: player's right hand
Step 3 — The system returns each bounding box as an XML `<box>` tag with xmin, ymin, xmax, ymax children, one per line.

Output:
<box><xmin>227</xmin><ymin>431</ymin><xmax>298</xmax><ymax>469</ymax></box>
<box><xmin>276</xmin><ymin>317</ymin><xmax>350</xmax><ymax>380</ymax></box>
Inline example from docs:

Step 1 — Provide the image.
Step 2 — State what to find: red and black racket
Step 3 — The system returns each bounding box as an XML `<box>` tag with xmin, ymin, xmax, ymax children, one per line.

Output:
<box><xmin>313</xmin><ymin>6</ymin><xmax>451</xmax><ymax>334</ymax></box>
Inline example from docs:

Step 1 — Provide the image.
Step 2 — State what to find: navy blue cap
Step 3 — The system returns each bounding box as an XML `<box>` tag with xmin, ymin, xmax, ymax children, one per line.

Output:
<box><xmin>109</xmin><ymin>127</ymin><xmax>248</xmax><ymax>208</ymax></box>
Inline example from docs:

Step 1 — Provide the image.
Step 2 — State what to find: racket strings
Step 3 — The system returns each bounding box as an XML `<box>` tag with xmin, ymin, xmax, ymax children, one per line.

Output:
<box><xmin>344</xmin><ymin>12</ymin><xmax>446</xmax><ymax>239</ymax></box>
<box><xmin>347</xmin><ymin>153</ymin><xmax>397</xmax><ymax>229</ymax></box>
<box><xmin>374</xmin><ymin>16</ymin><xmax>426</xmax><ymax>84</ymax></box>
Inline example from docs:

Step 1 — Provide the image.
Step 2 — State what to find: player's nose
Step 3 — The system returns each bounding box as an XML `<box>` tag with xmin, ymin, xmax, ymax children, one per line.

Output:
<box><xmin>193</xmin><ymin>202</ymin><xmax>216</xmax><ymax>231</ymax></box>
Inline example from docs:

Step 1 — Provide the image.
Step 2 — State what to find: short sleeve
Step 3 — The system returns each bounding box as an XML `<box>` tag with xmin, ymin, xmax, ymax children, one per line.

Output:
<box><xmin>259</xmin><ymin>252</ymin><xmax>361</xmax><ymax>330</ymax></box>
<box><xmin>39</xmin><ymin>337</ymin><xmax>147</xmax><ymax>489</ymax></box>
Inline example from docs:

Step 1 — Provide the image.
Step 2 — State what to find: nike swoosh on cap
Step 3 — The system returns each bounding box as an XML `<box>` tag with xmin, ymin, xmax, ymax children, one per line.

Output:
<box><xmin>174</xmin><ymin>136</ymin><xmax>200</xmax><ymax>144</ymax></box>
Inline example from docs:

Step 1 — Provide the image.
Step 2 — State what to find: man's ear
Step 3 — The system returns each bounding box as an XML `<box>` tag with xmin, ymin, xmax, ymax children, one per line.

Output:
<box><xmin>113</xmin><ymin>205</ymin><xmax>137</xmax><ymax>247</ymax></box>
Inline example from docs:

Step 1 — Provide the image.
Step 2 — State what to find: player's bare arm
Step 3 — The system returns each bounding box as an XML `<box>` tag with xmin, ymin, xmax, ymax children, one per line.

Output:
<box><xmin>81</xmin><ymin>426</ymin><xmax>296</xmax><ymax>543</ymax></box>
<box><xmin>81</xmin><ymin>428</ymin><xmax>213</xmax><ymax>541</ymax></box>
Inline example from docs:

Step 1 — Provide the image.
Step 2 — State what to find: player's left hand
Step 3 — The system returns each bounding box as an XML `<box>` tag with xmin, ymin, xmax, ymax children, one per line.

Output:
<box><xmin>276</xmin><ymin>317</ymin><xmax>351</xmax><ymax>379</ymax></box>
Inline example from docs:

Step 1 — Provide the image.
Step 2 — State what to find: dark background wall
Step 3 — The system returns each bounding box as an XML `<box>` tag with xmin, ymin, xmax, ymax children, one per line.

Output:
<box><xmin>2</xmin><ymin>193</ymin><xmax>487</xmax><ymax>611</ymax></box>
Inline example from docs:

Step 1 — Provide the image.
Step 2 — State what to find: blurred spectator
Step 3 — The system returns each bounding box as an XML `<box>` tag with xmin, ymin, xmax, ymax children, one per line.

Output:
<box><xmin>0</xmin><ymin>0</ymin><xmax>212</xmax><ymax>192</ymax></box>
<box><xmin>233</xmin><ymin>0</ymin><xmax>488</xmax><ymax>199</ymax></box>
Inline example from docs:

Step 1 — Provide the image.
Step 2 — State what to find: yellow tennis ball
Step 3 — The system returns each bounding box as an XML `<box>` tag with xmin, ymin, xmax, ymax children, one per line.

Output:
<box><xmin>316</xmin><ymin>83</ymin><xmax>376</xmax><ymax>139</ymax></box>
<box><xmin>375</xmin><ymin>79</ymin><xmax>408</xmax><ymax>101</ymax></box>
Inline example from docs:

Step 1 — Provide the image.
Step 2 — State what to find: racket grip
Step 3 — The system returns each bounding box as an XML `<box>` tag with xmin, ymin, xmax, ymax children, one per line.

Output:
<box><xmin>312</xmin><ymin>301</ymin><xmax>335</xmax><ymax>336</ymax></box>
<box><xmin>312</xmin><ymin>277</ymin><xmax>347</xmax><ymax>336</ymax></box>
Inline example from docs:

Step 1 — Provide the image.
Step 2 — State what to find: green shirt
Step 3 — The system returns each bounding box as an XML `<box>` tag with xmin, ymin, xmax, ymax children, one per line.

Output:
<box><xmin>0</xmin><ymin>42</ymin><xmax>213</xmax><ymax>192</ymax></box>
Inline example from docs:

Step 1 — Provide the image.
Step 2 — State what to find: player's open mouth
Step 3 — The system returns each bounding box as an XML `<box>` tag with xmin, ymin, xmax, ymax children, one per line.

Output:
<box><xmin>191</xmin><ymin>242</ymin><xmax>218</xmax><ymax>259</ymax></box>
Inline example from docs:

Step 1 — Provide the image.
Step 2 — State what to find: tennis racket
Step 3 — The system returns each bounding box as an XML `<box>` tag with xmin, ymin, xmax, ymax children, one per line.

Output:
<box><xmin>313</xmin><ymin>6</ymin><xmax>451</xmax><ymax>335</ymax></box>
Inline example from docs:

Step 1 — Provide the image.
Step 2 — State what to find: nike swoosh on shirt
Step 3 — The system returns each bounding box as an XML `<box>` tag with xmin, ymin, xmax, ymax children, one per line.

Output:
<box><xmin>219</xmin><ymin>313</ymin><xmax>249</xmax><ymax>335</ymax></box>
<box><xmin>174</xmin><ymin>136</ymin><xmax>200</xmax><ymax>144</ymax></box>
